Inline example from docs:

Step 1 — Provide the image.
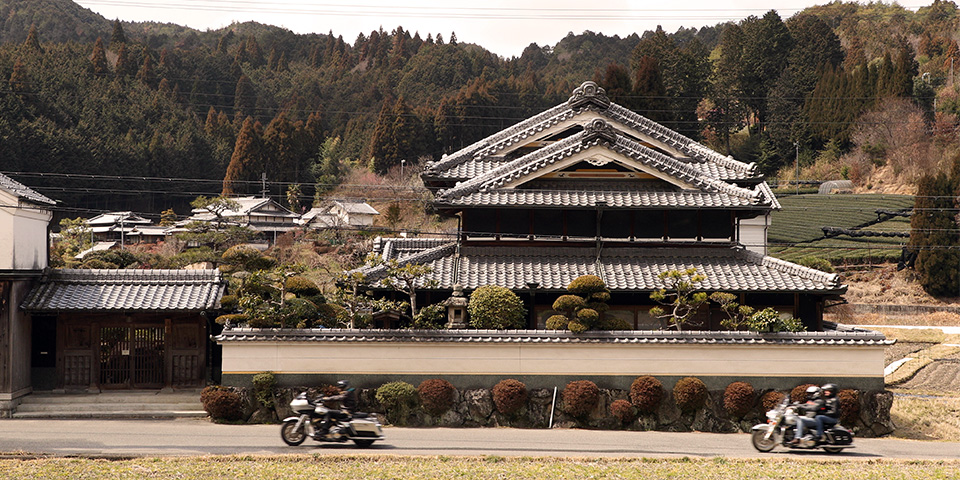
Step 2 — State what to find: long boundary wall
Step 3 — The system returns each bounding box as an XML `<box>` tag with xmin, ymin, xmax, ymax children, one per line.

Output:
<box><xmin>216</xmin><ymin>328</ymin><xmax>890</xmax><ymax>391</ymax></box>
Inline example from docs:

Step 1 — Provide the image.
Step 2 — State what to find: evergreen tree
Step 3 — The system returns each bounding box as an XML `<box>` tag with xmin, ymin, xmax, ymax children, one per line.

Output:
<box><xmin>23</xmin><ymin>24</ymin><xmax>42</xmax><ymax>53</ymax></box>
<box><xmin>369</xmin><ymin>98</ymin><xmax>396</xmax><ymax>173</ymax></box>
<box><xmin>223</xmin><ymin>117</ymin><xmax>265</xmax><ymax>195</ymax></box>
<box><xmin>632</xmin><ymin>55</ymin><xmax>667</xmax><ymax>121</ymax></box>
<box><xmin>89</xmin><ymin>37</ymin><xmax>109</xmax><ymax>76</ymax></box>
<box><xmin>739</xmin><ymin>11</ymin><xmax>794</xmax><ymax>133</ymax></box>
<box><xmin>9</xmin><ymin>59</ymin><xmax>28</xmax><ymax>94</ymax></box>
<box><xmin>110</xmin><ymin>19</ymin><xmax>127</xmax><ymax>46</ymax></box>
<box><xmin>263</xmin><ymin>113</ymin><xmax>300</xmax><ymax>182</ymax></box>
<box><xmin>594</xmin><ymin>62</ymin><xmax>633</xmax><ymax>107</ymax></box>
<box><xmin>911</xmin><ymin>170</ymin><xmax>960</xmax><ymax>297</ymax></box>
<box><xmin>137</xmin><ymin>51</ymin><xmax>156</xmax><ymax>86</ymax></box>
<box><xmin>115</xmin><ymin>43</ymin><xmax>135</xmax><ymax>77</ymax></box>
<box><xmin>234</xmin><ymin>74</ymin><xmax>257</xmax><ymax>122</ymax></box>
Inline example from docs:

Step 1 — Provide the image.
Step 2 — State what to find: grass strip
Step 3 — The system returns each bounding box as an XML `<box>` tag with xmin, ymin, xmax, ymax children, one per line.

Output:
<box><xmin>1</xmin><ymin>456</ymin><xmax>959</xmax><ymax>480</ymax></box>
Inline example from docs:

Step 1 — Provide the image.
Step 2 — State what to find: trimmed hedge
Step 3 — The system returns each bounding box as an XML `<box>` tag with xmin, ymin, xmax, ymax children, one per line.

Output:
<box><xmin>790</xmin><ymin>383</ymin><xmax>818</xmax><ymax>403</ymax></box>
<box><xmin>610</xmin><ymin>399</ymin><xmax>636</xmax><ymax>424</ymax></box>
<box><xmin>492</xmin><ymin>379</ymin><xmax>529</xmax><ymax>415</ymax></box>
<box><xmin>673</xmin><ymin>377</ymin><xmax>708</xmax><ymax>412</ymax></box>
<box><xmin>723</xmin><ymin>381</ymin><xmax>755</xmax><ymax>418</ymax></box>
<box><xmin>629</xmin><ymin>376</ymin><xmax>663</xmax><ymax>414</ymax></box>
<box><xmin>201</xmin><ymin>386</ymin><xmax>243</xmax><ymax>421</ymax></box>
<box><xmin>376</xmin><ymin>381</ymin><xmax>417</xmax><ymax>425</ymax></box>
<box><xmin>838</xmin><ymin>389</ymin><xmax>861</xmax><ymax>424</ymax></box>
<box><xmin>761</xmin><ymin>390</ymin><xmax>786</xmax><ymax>411</ymax></box>
<box><xmin>562</xmin><ymin>380</ymin><xmax>600</xmax><ymax>418</ymax></box>
<box><xmin>417</xmin><ymin>378</ymin><xmax>456</xmax><ymax>415</ymax></box>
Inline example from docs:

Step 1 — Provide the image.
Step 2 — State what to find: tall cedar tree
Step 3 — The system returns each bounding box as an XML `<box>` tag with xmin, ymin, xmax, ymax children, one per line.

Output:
<box><xmin>910</xmin><ymin>171</ymin><xmax>959</xmax><ymax>297</ymax></box>
<box><xmin>110</xmin><ymin>19</ymin><xmax>127</xmax><ymax>46</ymax></box>
<box><xmin>223</xmin><ymin>117</ymin><xmax>264</xmax><ymax>196</ymax></box>
<box><xmin>24</xmin><ymin>25</ymin><xmax>41</xmax><ymax>52</ymax></box>
<box><xmin>115</xmin><ymin>44</ymin><xmax>135</xmax><ymax>77</ymax></box>
<box><xmin>707</xmin><ymin>24</ymin><xmax>748</xmax><ymax>154</ymax></box>
<box><xmin>262</xmin><ymin>113</ymin><xmax>301</xmax><ymax>183</ymax></box>
<box><xmin>594</xmin><ymin>63</ymin><xmax>633</xmax><ymax>108</ymax></box>
<box><xmin>89</xmin><ymin>37</ymin><xmax>109</xmax><ymax>76</ymax></box>
<box><xmin>739</xmin><ymin>11</ymin><xmax>794</xmax><ymax>134</ymax></box>
<box><xmin>632</xmin><ymin>55</ymin><xmax>668</xmax><ymax>122</ymax></box>
<box><xmin>369</xmin><ymin>98</ymin><xmax>396</xmax><ymax>173</ymax></box>
<box><xmin>234</xmin><ymin>75</ymin><xmax>257</xmax><ymax>122</ymax></box>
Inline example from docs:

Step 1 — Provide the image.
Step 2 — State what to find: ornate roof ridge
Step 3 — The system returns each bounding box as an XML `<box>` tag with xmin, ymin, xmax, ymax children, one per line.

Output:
<box><xmin>46</xmin><ymin>268</ymin><xmax>222</xmax><ymax>284</ymax></box>
<box><xmin>603</xmin><ymin>104</ymin><xmax>757</xmax><ymax>176</ymax></box>
<box><xmin>737</xmin><ymin>248</ymin><xmax>843</xmax><ymax>289</ymax></box>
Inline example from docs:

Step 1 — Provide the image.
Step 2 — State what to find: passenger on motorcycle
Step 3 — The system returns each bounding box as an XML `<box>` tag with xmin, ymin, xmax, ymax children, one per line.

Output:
<box><xmin>318</xmin><ymin>380</ymin><xmax>358</xmax><ymax>435</ymax></box>
<box><xmin>791</xmin><ymin>385</ymin><xmax>822</xmax><ymax>444</ymax></box>
<box><xmin>814</xmin><ymin>383</ymin><xmax>840</xmax><ymax>440</ymax></box>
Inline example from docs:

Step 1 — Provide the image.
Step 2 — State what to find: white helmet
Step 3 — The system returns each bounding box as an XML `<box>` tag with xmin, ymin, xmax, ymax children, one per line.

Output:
<box><xmin>805</xmin><ymin>385</ymin><xmax>822</xmax><ymax>399</ymax></box>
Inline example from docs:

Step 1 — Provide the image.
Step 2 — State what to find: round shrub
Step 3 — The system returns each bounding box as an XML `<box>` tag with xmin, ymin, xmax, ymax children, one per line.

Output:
<box><xmin>417</xmin><ymin>378</ymin><xmax>456</xmax><ymax>415</ymax></box>
<box><xmin>576</xmin><ymin>308</ymin><xmax>599</xmax><ymax>324</ymax></box>
<box><xmin>285</xmin><ymin>276</ymin><xmax>322</xmax><ymax>296</ymax></box>
<box><xmin>601</xmin><ymin>316</ymin><xmax>632</xmax><ymax>330</ymax></box>
<box><xmin>316</xmin><ymin>303</ymin><xmax>349</xmax><ymax>328</ymax></box>
<box><xmin>673</xmin><ymin>377</ymin><xmax>708</xmax><ymax>412</ymax></box>
<box><xmin>610</xmin><ymin>399</ymin><xmax>636</xmax><ymax>424</ymax></box>
<box><xmin>790</xmin><ymin>383</ymin><xmax>818</xmax><ymax>403</ymax></box>
<box><xmin>723</xmin><ymin>381</ymin><xmax>755</xmax><ymax>418</ymax></box>
<box><xmin>761</xmin><ymin>390</ymin><xmax>786</xmax><ymax>411</ymax></box>
<box><xmin>492</xmin><ymin>379</ymin><xmax>529</xmax><ymax>415</ymax></box>
<box><xmin>278</xmin><ymin>297</ymin><xmax>319</xmax><ymax>328</ymax></box>
<box><xmin>545</xmin><ymin>315</ymin><xmax>569</xmax><ymax>330</ymax></box>
<box><xmin>252</xmin><ymin>371</ymin><xmax>276</xmax><ymax>409</ymax></box>
<box><xmin>629</xmin><ymin>376</ymin><xmax>663</xmax><ymax>414</ymax></box>
<box><xmin>221</xmin><ymin>245</ymin><xmax>264</xmax><ymax>269</ymax></box>
<box><xmin>200</xmin><ymin>386</ymin><xmax>243</xmax><ymax>421</ymax></box>
<box><xmin>467</xmin><ymin>285</ymin><xmax>527</xmax><ymax>329</ymax></box>
<box><xmin>376</xmin><ymin>381</ymin><xmax>417</xmax><ymax>424</ymax></box>
<box><xmin>553</xmin><ymin>295</ymin><xmax>586</xmax><ymax>312</ymax></box>
<box><xmin>562</xmin><ymin>380</ymin><xmax>600</xmax><ymax>418</ymax></box>
<box><xmin>567</xmin><ymin>275</ymin><xmax>607</xmax><ymax>296</ymax></box>
<box><xmin>219</xmin><ymin>294</ymin><xmax>238</xmax><ymax>310</ymax></box>
<box><xmin>568</xmin><ymin>320</ymin><xmax>588</xmax><ymax>333</ymax></box>
<box><xmin>838</xmin><ymin>389</ymin><xmax>861</xmax><ymax>424</ymax></box>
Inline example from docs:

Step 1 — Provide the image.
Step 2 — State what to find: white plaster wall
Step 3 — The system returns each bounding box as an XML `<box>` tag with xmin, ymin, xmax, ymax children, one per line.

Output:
<box><xmin>220</xmin><ymin>341</ymin><xmax>885</xmax><ymax>381</ymax></box>
<box><xmin>738</xmin><ymin>214</ymin><xmax>770</xmax><ymax>255</ymax></box>
<box><xmin>0</xmin><ymin>192</ymin><xmax>51</xmax><ymax>271</ymax></box>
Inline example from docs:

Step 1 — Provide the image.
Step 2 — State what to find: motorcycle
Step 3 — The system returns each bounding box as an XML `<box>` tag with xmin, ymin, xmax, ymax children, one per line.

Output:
<box><xmin>751</xmin><ymin>397</ymin><xmax>854</xmax><ymax>454</ymax></box>
<box><xmin>280</xmin><ymin>392</ymin><xmax>385</xmax><ymax>448</ymax></box>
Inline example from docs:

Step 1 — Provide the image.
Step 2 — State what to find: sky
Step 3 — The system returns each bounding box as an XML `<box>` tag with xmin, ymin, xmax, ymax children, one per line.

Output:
<box><xmin>74</xmin><ymin>1</ymin><xmax>926</xmax><ymax>58</ymax></box>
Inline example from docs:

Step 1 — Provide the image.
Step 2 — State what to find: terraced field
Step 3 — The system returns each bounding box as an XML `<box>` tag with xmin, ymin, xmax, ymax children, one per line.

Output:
<box><xmin>768</xmin><ymin>194</ymin><xmax>915</xmax><ymax>264</ymax></box>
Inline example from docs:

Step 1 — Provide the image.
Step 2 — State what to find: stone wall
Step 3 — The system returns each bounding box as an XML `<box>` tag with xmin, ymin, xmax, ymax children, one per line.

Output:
<box><xmin>227</xmin><ymin>384</ymin><xmax>894</xmax><ymax>438</ymax></box>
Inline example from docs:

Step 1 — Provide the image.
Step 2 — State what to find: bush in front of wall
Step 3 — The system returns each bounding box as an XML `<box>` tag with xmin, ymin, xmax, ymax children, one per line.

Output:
<box><xmin>673</xmin><ymin>377</ymin><xmax>708</xmax><ymax>412</ymax></box>
<box><xmin>761</xmin><ymin>390</ymin><xmax>786</xmax><ymax>411</ymax></box>
<box><xmin>251</xmin><ymin>371</ymin><xmax>276</xmax><ymax>409</ymax></box>
<box><xmin>562</xmin><ymin>380</ymin><xmax>600</xmax><ymax>418</ymax></box>
<box><xmin>492</xmin><ymin>379</ymin><xmax>528</xmax><ymax>415</ymax></box>
<box><xmin>417</xmin><ymin>378</ymin><xmax>456</xmax><ymax>415</ymax></box>
<box><xmin>375</xmin><ymin>381</ymin><xmax>417</xmax><ymax>425</ymax></box>
<box><xmin>790</xmin><ymin>383</ymin><xmax>818</xmax><ymax>403</ymax></box>
<box><xmin>838</xmin><ymin>389</ymin><xmax>861</xmax><ymax>424</ymax></box>
<box><xmin>467</xmin><ymin>285</ymin><xmax>527</xmax><ymax>329</ymax></box>
<box><xmin>610</xmin><ymin>399</ymin><xmax>636</xmax><ymax>424</ymax></box>
<box><xmin>629</xmin><ymin>375</ymin><xmax>663</xmax><ymax>414</ymax></box>
<box><xmin>200</xmin><ymin>385</ymin><xmax>243</xmax><ymax>421</ymax></box>
<box><xmin>723</xmin><ymin>381</ymin><xmax>755</xmax><ymax>418</ymax></box>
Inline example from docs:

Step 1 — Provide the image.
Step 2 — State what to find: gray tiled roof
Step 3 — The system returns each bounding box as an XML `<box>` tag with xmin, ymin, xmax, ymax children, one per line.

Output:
<box><xmin>215</xmin><ymin>327</ymin><xmax>891</xmax><ymax>346</ymax></box>
<box><xmin>0</xmin><ymin>172</ymin><xmax>56</xmax><ymax>206</ymax></box>
<box><xmin>435</xmin><ymin>121</ymin><xmax>773</xmax><ymax>209</ymax></box>
<box><xmin>359</xmin><ymin>240</ymin><xmax>845</xmax><ymax>293</ymax></box>
<box><xmin>21</xmin><ymin>269</ymin><xmax>224</xmax><ymax>311</ymax></box>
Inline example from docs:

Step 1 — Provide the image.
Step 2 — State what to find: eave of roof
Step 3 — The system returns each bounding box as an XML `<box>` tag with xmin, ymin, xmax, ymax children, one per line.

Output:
<box><xmin>215</xmin><ymin>327</ymin><xmax>892</xmax><ymax>346</ymax></box>
<box><xmin>0</xmin><ymin>172</ymin><xmax>56</xmax><ymax>206</ymax></box>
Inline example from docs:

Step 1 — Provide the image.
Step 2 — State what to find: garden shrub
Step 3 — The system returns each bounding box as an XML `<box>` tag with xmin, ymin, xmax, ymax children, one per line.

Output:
<box><xmin>285</xmin><ymin>276</ymin><xmax>322</xmax><ymax>296</ymax></box>
<box><xmin>562</xmin><ymin>380</ymin><xmax>600</xmax><ymax>418</ymax></box>
<box><xmin>219</xmin><ymin>294</ymin><xmax>238</xmax><ymax>310</ymax></box>
<box><xmin>600</xmin><ymin>317</ymin><xmax>632</xmax><ymax>330</ymax></box>
<box><xmin>376</xmin><ymin>381</ymin><xmax>417</xmax><ymax>425</ymax></box>
<box><xmin>790</xmin><ymin>383</ymin><xmax>818</xmax><ymax>403</ymax></box>
<box><xmin>761</xmin><ymin>390</ymin><xmax>786</xmax><ymax>411</ymax></box>
<box><xmin>252</xmin><ymin>372</ymin><xmax>276</xmax><ymax>409</ymax></box>
<box><xmin>417</xmin><ymin>378</ymin><xmax>456</xmax><ymax>415</ymax></box>
<box><xmin>629</xmin><ymin>375</ymin><xmax>663</xmax><ymax>414</ymax></box>
<box><xmin>838</xmin><ymin>389</ymin><xmax>861</xmax><ymax>424</ymax></box>
<box><xmin>316</xmin><ymin>303</ymin><xmax>350</xmax><ymax>328</ymax></box>
<box><xmin>545</xmin><ymin>314</ymin><xmax>569</xmax><ymax>330</ymax></box>
<box><xmin>723</xmin><ymin>381</ymin><xmax>755</xmax><ymax>418</ymax></box>
<box><xmin>467</xmin><ymin>285</ymin><xmax>526</xmax><ymax>329</ymax></box>
<box><xmin>492</xmin><ymin>379</ymin><xmax>528</xmax><ymax>415</ymax></box>
<box><xmin>413</xmin><ymin>303</ymin><xmax>446</xmax><ymax>329</ymax></box>
<box><xmin>797</xmin><ymin>256</ymin><xmax>834</xmax><ymax>273</ymax></box>
<box><xmin>214</xmin><ymin>313</ymin><xmax>249</xmax><ymax>326</ymax></box>
<box><xmin>278</xmin><ymin>297</ymin><xmax>319</xmax><ymax>328</ymax></box>
<box><xmin>610</xmin><ymin>399</ymin><xmax>636</xmax><ymax>424</ymax></box>
<box><xmin>200</xmin><ymin>386</ymin><xmax>243</xmax><ymax>421</ymax></box>
<box><xmin>673</xmin><ymin>377</ymin><xmax>708</xmax><ymax>412</ymax></box>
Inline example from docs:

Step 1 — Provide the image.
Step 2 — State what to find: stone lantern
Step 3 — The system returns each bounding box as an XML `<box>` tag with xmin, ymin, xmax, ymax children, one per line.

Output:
<box><xmin>443</xmin><ymin>284</ymin><xmax>469</xmax><ymax>329</ymax></box>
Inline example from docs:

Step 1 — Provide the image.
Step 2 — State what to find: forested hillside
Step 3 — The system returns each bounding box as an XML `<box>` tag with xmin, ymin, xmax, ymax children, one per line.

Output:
<box><xmin>2</xmin><ymin>0</ymin><xmax>959</xmax><ymax>218</ymax></box>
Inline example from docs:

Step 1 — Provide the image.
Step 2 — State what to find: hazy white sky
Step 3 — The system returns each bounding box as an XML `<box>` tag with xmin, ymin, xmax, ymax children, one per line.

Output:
<box><xmin>75</xmin><ymin>1</ymin><xmax>924</xmax><ymax>57</ymax></box>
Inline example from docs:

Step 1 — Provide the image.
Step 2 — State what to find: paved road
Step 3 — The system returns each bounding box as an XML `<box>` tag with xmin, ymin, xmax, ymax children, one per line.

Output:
<box><xmin>1</xmin><ymin>419</ymin><xmax>958</xmax><ymax>460</ymax></box>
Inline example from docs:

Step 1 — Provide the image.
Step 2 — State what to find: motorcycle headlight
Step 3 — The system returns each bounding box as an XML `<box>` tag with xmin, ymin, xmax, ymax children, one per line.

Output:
<box><xmin>766</xmin><ymin>410</ymin><xmax>778</xmax><ymax>421</ymax></box>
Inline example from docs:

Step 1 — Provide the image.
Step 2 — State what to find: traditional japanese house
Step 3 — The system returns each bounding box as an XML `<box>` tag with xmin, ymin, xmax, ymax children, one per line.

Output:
<box><xmin>362</xmin><ymin>81</ymin><xmax>846</xmax><ymax>330</ymax></box>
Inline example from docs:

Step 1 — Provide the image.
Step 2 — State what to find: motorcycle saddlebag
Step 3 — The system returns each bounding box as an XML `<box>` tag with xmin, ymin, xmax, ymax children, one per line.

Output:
<box><xmin>829</xmin><ymin>428</ymin><xmax>853</xmax><ymax>445</ymax></box>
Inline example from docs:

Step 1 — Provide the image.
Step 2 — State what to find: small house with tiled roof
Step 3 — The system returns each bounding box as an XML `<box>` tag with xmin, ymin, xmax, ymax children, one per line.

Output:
<box><xmin>363</xmin><ymin>81</ymin><xmax>846</xmax><ymax>330</ymax></box>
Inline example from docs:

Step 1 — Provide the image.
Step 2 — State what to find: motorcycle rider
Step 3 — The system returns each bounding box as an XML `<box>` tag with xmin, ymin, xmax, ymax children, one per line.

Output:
<box><xmin>317</xmin><ymin>380</ymin><xmax>357</xmax><ymax>436</ymax></box>
<box><xmin>791</xmin><ymin>385</ymin><xmax>822</xmax><ymax>445</ymax></box>
<box><xmin>814</xmin><ymin>383</ymin><xmax>840</xmax><ymax>441</ymax></box>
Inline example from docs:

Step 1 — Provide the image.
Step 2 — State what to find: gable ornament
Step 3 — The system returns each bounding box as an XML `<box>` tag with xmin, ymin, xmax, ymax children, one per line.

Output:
<box><xmin>567</xmin><ymin>81</ymin><xmax>611</xmax><ymax>110</ymax></box>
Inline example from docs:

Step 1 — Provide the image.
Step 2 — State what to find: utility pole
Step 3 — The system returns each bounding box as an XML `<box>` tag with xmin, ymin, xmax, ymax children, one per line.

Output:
<box><xmin>794</xmin><ymin>142</ymin><xmax>800</xmax><ymax>195</ymax></box>
<box><xmin>260</xmin><ymin>172</ymin><xmax>268</xmax><ymax>198</ymax></box>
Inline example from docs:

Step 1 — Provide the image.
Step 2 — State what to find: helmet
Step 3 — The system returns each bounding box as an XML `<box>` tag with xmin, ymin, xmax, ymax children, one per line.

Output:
<box><xmin>805</xmin><ymin>385</ymin><xmax>822</xmax><ymax>400</ymax></box>
<box><xmin>821</xmin><ymin>383</ymin><xmax>838</xmax><ymax>397</ymax></box>
<box><xmin>336</xmin><ymin>380</ymin><xmax>350</xmax><ymax>389</ymax></box>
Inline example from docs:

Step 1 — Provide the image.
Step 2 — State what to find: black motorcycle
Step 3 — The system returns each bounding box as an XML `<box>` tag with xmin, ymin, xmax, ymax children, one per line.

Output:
<box><xmin>280</xmin><ymin>392</ymin><xmax>385</xmax><ymax>448</ymax></box>
<box><xmin>751</xmin><ymin>398</ymin><xmax>854</xmax><ymax>454</ymax></box>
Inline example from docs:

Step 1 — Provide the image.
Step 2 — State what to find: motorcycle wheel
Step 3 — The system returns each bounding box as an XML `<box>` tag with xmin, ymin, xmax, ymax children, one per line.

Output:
<box><xmin>751</xmin><ymin>428</ymin><xmax>777</xmax><ymax>452</ymax></box>
<box><xmin>281</xmin><ymin>419</ymin><xmax>307</xmax><ymax>446</ymax></box>
<box><xmin>353</xmin><ymin>439</ymin><xmax>375</xmax><ymax>448</ymax></box>
<box><xmin>822</xmin><ymin>446</ymin><xmax>844</xmax><ymax>454</ymax></box>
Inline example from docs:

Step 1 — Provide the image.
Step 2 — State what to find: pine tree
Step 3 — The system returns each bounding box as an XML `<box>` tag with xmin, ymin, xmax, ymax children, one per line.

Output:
<box><xmin>110</xmin><ymin>19</ymin><xmax>127</xmax><ymax>46</ymax></box>
<box><xmin>911</xmin><ymin>170</ymin><xmax>960</xmax><ymax>297</ymax></box>
<box><xmin>223</xmin><ymin>117</ymin><xmax>264</xmax><ymax>196</ymax></box>
<box><xmin>89</xmin><ymin>37</ymin><xmax>109</xmax><ymax>76</ymax></box>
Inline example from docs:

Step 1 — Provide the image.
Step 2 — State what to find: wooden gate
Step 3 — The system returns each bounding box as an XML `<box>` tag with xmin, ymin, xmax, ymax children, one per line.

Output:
<box><xmin>98</xmin><ymin>326</ymin><xmax>165</xmax><ymax>389</ymax></box>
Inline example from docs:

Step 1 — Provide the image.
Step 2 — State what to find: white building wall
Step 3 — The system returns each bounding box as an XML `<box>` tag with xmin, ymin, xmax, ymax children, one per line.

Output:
<box><xmin>0</xmin><ymin>191</ymin><xmax>52</xmax><ymax>271</ymax></box>
<box><xmin>738</xmin><ymin>213</ymin><xmax>770</xmax><ymax>256</ymax></box>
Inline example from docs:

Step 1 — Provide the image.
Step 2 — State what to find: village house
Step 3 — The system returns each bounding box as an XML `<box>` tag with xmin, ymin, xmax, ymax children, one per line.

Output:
<box><xmin>182</xmin><ymin>195</ymin><xmax>300</xmax><ymax>244</ymax></box>
<box><xmin>300</xmin><ymin>199</ymin><xmax>380</xmax><ymax>231</ymax></box>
